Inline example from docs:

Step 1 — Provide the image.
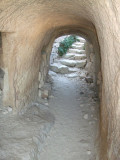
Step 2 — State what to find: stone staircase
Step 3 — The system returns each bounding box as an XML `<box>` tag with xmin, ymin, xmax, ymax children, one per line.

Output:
<box><xmin>50</xmin><ymin>37</ymin><xmax>87</xmax><ymax>74</ymax></box>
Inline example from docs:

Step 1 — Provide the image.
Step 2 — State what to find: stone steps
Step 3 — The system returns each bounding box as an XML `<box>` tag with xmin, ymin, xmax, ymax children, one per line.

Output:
<box><xmin>50</xmin><ymin>63</ymin><xmax>69</xmax><ymax>74</ymax></box>
<box><xmin>74</xmin><ymin>54</ymin><xmax>86</xmax><ymax>60</ymax></box>
<box><xmin>71</xmin><ymin>45</ymin><xmax>84</xmax><ymax>50</ymax></box>
<box><xmin>68</xmin><ymin>48</ymin><xmax>85</xmax><ymax>54</ymax></box>
<box><xmin>60</xmin><ymin>59</ymin><xmax>76</xmax><ymax>67</ymax></box>
<box><xmin>76</xmin><ymin>37</ymin><xmax>86</xmax><ymax>43</ymax></box>
<box><xmin>60</xmin><ymin>59</ymin><xmax>87</xmax><ymax>68</ymax></box>
<box><xmin>63</xmin><ymin>53</ymin><xmax>86</xmax><ymax>60</ymax></box>
<box><xmin>50</xmin><ymin>36</ymin><xmax>87</xmax><ymax>74</ymax></box>
<box><xmin>63</xmin><ymin>53</ymin><xmax>75</xmax><ymax>59</ymax></box>
<box><xmin>69</xmin><ymin>48</ymin><xmax>81</xmax><ymax>54</ymax></box>
<box><xmin>74</xmin><ymin>42</ymin><xmax>84</xmax><ymax>45</ymax></box>
<box><xmin>75</xmin><ymin>60</ymin><xmax>87</xmax><ymax>68</ymax></box>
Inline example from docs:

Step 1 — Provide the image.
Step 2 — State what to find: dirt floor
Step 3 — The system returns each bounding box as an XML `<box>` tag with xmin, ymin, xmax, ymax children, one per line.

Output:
<box><xmin>0</xmin><ymin>69</ymin><xmax>99</xmax><ymax>160</ymax></box>
<box><xmin>39</xmin><ymin>70</ymin><xmax>99</xmax><ymax>160</ymax></box>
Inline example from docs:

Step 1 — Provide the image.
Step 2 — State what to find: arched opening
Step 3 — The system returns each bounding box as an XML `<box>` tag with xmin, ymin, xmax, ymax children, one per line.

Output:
<box><xmin>37</xmin><ymin>24</ymin><xmax>101</xmax><ymax>100</ymax></box>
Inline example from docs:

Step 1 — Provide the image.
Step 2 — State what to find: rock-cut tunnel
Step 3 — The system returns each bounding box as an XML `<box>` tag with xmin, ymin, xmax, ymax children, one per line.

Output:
<box><xmin>0</xmin><ymin>0</ymin><xmax>120</xmax><ymax>160</ymax></box>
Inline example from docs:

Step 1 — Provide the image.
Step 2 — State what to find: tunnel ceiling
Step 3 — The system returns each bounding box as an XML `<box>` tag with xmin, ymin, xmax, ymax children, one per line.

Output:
<box><xmin>0</xmin><ymin>0</ymin><xmax>96</xmax><ymax>32</ymax></box>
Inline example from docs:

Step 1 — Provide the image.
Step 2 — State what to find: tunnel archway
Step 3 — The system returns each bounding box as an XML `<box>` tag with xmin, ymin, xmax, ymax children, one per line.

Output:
<box><xmin>37</xmin><ymin>27</ymin><xmax>102</xmax><ymax>159</ymax></box>
<box><xmin>39</xmin><ymin>24</ymin><xmax>101</xmax><ymax>96</ymax></box>
<box><xmin>0</xmin><ymin>1</ymin><xmax>119</xmax><ymax>159</ymax></box>
<box><xmin>39</xmin><ymin>34</ymin><xmax>100</xmax><ymax>159</ymax></box>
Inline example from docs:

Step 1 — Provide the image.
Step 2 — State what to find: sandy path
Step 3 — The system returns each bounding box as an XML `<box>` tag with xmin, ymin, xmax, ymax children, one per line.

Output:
<box><xmin>40</xmin><ymin>73</ymin><xmax>99</xmax><ymax>160</ymax></box>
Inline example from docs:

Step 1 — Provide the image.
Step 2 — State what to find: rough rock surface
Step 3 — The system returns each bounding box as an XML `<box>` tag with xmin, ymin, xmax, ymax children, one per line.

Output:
<box><xmin>50</xmin><ymin>64</ymin><xmax>59</xmax><ymax>73</ymax></box>
<box><xmin>76</xmin><ymin>60</ymin><xmax>87</xmax><ymax>68</ymax></box>
<box><xmin>41</xmin><ymin>89</ymin><xmax>49</xmax><ymax>99</ymax></box>
<box><xmin>59</xmin><ymin>65</ymin><xmax>69</xmax><ymax>74</ymax></box>
<box><xmin>69</xmin><ymin>48</ymin><xmax>82</xmax><ymax>54</ymax></box>
<box><xmin>63</xmin><ymin>53</ymin><xmax>75</xmax><ymax>59</ymax></box>
<box><xmin>0</xmin><ymin>102</ymin><xmax>54</xmax><ymax>160</ymax></box>
<box><xmin>63</xmin><ymin>53</ymin><xmax>86</xmax><ymax>60</ymax></box>
<box><xmin>74</xmin><ymin>54</ymin><xmax>86</xmax><ymax>60</ymax></box>
<box><xmin>60</xmin><ymin>59</ymin><xmax>76</xmax><ymax>67</ymax></box>
<box><xmin>50</xmin><ymin>64</ymin><xmax>69</xmax><ymax>74</ymax></box>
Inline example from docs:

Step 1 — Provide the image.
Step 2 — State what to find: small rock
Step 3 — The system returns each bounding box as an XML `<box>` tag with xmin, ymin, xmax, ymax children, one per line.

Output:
<box><xmin>85</xmin><ymin>77</ymin><xmax>93</xmax><ymax>83</ymax></box>
<box><xmin>50</xmin><ymin>64</ymin><xmax>59</xmax><ymax>73</ymax></box>
<box><xmin>83</xmin><ymin>114</ymin><xmax>88</xmax><ymax>120</ymax></box>
<box><xmin>59</xmin><ymin>65</ymin><xmax>69</xmax><ymax>74</ymax></box>
<box><xmin>8</xmin><ymin>106</ymin><xmax>12</xmax><ymax>112</ymax></box>
<box><xmin>49</xmin><ymin>70</ymin><xmax>57</xmax><ymax>76</ymax></box>
<box><xmin>87</xmin><ymin>150</ymin><xmax>91</xmax><ymax>155</ymax></box>
<box><xmin>41</xmin><ymin>90</ymin><xmax>49</xmax><ymax>99</ymax></box>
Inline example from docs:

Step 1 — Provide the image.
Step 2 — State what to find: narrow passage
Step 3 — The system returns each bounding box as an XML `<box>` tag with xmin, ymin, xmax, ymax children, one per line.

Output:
<box><xmin>40</xmin><ymin>72</ymin><xmax>99</xmax><ymax>160</ymax></box>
